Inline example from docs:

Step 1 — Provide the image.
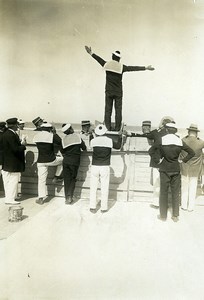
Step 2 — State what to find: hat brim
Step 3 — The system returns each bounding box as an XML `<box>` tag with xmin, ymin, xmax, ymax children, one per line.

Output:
<box><xmin>95</xmin><ymin>129</ymin><xmax>107</xmax><ymax>136</ymax></box>
<box><xmin>186</xmin><ymin>127</ymin><xmax>200</xmax><ymax>132</ymax></box>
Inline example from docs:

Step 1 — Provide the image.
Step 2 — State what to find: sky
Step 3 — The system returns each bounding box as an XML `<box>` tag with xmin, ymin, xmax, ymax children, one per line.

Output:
<box><xmin>1</xmin><ymin>0</ymin><xmax>204</xmax><ymax>128</ymax></box>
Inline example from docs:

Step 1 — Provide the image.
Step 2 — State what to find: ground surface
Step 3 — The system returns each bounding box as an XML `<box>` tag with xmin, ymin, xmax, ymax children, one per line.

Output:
<box><xmin>1</xmin><ymin>195</ymin><xmax>204</xmax><ymax>300</ymax></box>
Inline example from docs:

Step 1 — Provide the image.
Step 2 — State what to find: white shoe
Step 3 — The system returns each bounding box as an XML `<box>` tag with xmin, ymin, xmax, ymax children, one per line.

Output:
<box><xmin>5</xmin><ymin>201</ymin><xmax>20</xmax><ymax>205</ymax></box>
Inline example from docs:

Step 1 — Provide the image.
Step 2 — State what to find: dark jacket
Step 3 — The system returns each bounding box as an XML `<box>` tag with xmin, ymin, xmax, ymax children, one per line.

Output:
<box><xmin>144</xmin><ymin>128</ymin><xmax>168</xmax><ymax>167</ymax></box>
<box><xmin>61</xmin><ymin>133</ymin><xmax>87</xmax><ymax>166</ymax></box>
<box><xmin>150</xmin><ymin>133</ymin><xmax>195</xmax><ymax>173</ymax></box>
<box><xmin>91</xmin><ymin>135</ymin><xmax>113</xmax><ymax>166</ymax></box>
<box><xmin>92</xmin><ymin>53</ymin><xmax>146</xmax><ymax>96</ymax></box>
<box><xmin>34</xmin><ymin>131</ymin><xmax>61</xmax><ymax>163</ymax></box>
<box><xmin>2</xmin><ymin>129</ymin><xmax>26</xmax><ymax>172</ymax></box>
<box><xmin>0</xmin><ymin>130</ymin><xmax>4</xmax><ymax>165</ymax></box>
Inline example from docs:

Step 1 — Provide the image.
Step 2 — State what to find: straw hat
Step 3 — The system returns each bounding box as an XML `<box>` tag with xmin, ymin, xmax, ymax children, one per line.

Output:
<box><xmin>186</xmin><ymin>124</ymin><xmax>200</xmax><ymax>132</ymax></box>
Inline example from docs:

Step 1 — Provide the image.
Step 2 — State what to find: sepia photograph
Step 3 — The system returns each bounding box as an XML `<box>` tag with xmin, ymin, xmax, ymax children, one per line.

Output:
<box><xmin>1</xmin><ymin>0</ymin><xmax>204</xmax><ymax>299</ymax></box>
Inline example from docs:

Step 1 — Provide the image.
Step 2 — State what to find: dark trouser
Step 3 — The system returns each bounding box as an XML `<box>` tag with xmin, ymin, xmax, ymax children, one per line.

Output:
<box><xmin>159</xmin><ymin>171</ymin><xmax>181</xmax><ymax>219</ymax></box>
<box><xmin>63</xmin><ymin>163</ymin><xmax>79</xmax><ymax>199</ymax></box>
<box><xmin>104</xmin><ymin>92</ymin><xmax>122</xmax><ymax>131</ymax></box>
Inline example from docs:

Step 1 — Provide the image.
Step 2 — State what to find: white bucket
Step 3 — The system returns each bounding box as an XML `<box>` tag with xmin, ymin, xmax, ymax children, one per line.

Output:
<box><xmin>8</xmin><ymin>206</ymin><xmax>24</xmax><ymax>222</ymax></box>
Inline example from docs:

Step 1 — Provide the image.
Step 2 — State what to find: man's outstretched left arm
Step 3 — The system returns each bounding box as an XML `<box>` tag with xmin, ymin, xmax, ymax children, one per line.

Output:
<box><xmin>123</xmin><ymin>64</ymin><xmax>155</xmax><ymax>72</ymax></box>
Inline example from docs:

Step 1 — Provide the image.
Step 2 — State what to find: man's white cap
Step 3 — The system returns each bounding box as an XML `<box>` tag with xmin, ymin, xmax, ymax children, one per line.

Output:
<box><xmin>112</xmin><ymin>51</ymin><xmax>121</xmax><ymax>58</ymax></box>
<box><xmin>62</xmin><ymin>123</ymin><xmax>71</xmax><ymax>132</ymax></box>
<box><xmin>95</xmin><ymin>124</ymin><xmax>107</xmax><ymax>136</ymax></box>
<box><xmin>40</xmin><ymin>122</ymin><xmax>52</xmax><ymax>128</ymax></box>
<box><xmin>165</xmin><ymin>122</ymin><xmax>177</xmax><ymax>129</ymax></box>
<box><xmin>18</xmin><ymin>119</ymin><xmax>25</xmax><ymax>124</ymax></box>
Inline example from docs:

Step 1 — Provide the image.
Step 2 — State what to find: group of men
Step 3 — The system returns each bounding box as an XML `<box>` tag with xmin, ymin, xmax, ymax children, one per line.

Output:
<box><xmin>1</xmin><ymin>115</ymin><xmax>204</xmax><ymax>221</ymax></box>
<box><xmin>1</xmin><ymin>48</ymin><xmax>204</xmax><ymax>220</ymax></box>
<box><xmin>129</xmin><ymin>117</ymin><xmax>204</xmax><ymax>222</ymax></box>
<box><xmin>0</xmin><ymin>116</ymin><xmax>114</xmax><ymax>214</ymax></box>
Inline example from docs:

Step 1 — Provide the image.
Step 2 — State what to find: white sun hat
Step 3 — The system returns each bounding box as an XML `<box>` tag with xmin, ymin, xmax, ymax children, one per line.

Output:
<box><xmin>95</xmin><ymin>124</ymin><xmax>107</xmax><ymax>136</ymax></box>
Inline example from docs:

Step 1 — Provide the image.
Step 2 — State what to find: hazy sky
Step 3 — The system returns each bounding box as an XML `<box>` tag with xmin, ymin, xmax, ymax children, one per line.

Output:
<box><xmin>1</xmin><ymin>0</ymin><xmax>204</xmax><ymax>128</ymax></box>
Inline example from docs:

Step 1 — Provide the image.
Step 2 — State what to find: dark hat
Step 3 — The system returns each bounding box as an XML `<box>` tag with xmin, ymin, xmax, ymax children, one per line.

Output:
<box><xmin>32</xmin><ymin>117</ymin><xmax>44</xmax><ymax>126</ymax></box>
<box><xmin>142</xmin><ymin>120</ymin><xmax>151</xmax><ymax>126</ymax></box>
<box><xmin>6</xmin><ymin>118</ymin><xmax>18</xmax><ymax>125</ymax></box>
<box><xmin>0</xmin><ymin>121</ymin><xmax>6</xmax><ymax>128</ymax></box>
<box><xmin>81</xmin><ymin>120</ymin><xmax>91</xmax><ymax>126</ymax></box>
<box><xmin>187</xmin><ymin>123</ymin><xmax>200</xmax><ymax>132</ymax></box>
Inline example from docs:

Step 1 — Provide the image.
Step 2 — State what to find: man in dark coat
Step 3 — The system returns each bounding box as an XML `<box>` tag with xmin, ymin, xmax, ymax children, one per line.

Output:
<box><xmin>128</xmin><ymin>116</ymin><xmax>175</xmax><ymax>208</ymax></box>
<box><xmin>150</xmin><ymin>123</ymin><xmax>195</xmax><ymax>222</ymax></box>
<box><xmin>85</xmin><ymin>46</ymin><xmax>154</xmax><ymax>131</ymax></box>
<box><xmin>2</xmin><ymin>118</ymin><xmax>26</xmax><ymax>205</ymax></box>
<box><xmin>0</xmin><ymin>121</ymin><xmax>6</xmax><ymax>173</ymax></box>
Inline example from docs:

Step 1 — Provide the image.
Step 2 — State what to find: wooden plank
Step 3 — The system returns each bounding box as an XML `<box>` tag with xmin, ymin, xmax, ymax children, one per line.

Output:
<box><xmin>18</xmin><ymin>142</ymin><xmax>154</xmax><ymax>202</ymax></box>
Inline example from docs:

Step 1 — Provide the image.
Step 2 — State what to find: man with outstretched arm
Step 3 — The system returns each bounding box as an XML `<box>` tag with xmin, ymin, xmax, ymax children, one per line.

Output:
<box><xmin>85</xmin><ymin>46</ymin><xmax>154</xmax><ymax>131</ymax></box>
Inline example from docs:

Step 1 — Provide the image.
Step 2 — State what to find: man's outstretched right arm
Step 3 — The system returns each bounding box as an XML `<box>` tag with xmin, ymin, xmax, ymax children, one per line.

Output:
<box><xmin>85</xmin><ymin>46</ymin><xmax>106</xmax><ymax>67</ymax></box>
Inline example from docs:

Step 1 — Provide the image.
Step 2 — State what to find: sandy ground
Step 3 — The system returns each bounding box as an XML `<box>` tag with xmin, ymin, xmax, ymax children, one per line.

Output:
<box><xmin>1</xmin><ymin>197</ymin><xmax>204</xmax><ymax>300</ymax></box>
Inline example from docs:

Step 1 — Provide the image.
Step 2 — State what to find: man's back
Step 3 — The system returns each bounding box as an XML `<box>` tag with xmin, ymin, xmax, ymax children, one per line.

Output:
<box><xmin>181</xmin><ymin>135</ymin><xmax>204</xmax><ymax>177</ymax></box>
<box><xmin>34</xmin><ymin>131</ymin><xmax>61</xmax><ymax>163</ymax></box>
<box><xmin>91</xmin><ymin>135</ymin><xmax>113</xmax><ymax>166</ymax></box>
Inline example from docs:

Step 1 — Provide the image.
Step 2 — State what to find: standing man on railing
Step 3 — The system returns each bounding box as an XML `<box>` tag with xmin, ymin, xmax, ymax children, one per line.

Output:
<box><xmin>85</xmin><ymin>46</ymin><xmax>154</xmax><ymax>131</ymax></box>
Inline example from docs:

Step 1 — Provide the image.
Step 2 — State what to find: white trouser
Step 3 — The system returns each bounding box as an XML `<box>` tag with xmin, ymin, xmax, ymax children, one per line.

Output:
<box><xmin>37</xmin><ymin>157</ymin><xmax>63</xmax><ymax>198</ymax></box>
<box><xmin>152</xmin><ymin>168</ymin><xmax>160</xmax><ymax>206</ymax></box>
<box><xmin>2</xmin><ymin>171</ymin><xmax>20</xmax><ymax>203</ymax></box>
<box><xmin>90</xmin><ymin>165</ymin><xmax>110</xmax><ymax>211</ymax></box>
<box><xmin>181</xmin><ymin>175</ymin><xmax>198</xmax><ymax>211</ymax></box>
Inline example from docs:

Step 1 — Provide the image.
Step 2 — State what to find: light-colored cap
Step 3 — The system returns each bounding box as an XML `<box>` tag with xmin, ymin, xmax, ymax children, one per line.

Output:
<box><xmin>95</xmin><ymin>124</ymin><xmax>107</xmax><ymax>136</ymax></box>
<box><xmin>40</xmin><ymin>123</ymin><xmax>52</xmax><ymax>128</ymax></box>
<box><xmin>159</xmin><ymin>116</ymin><xmax>175</xmax><ymax>128</ymax></box>
<box><xmin>165</xmin><ymin>122</ymin><xmax>177</xmax><ymax>129</ymax></box>
<box><xmin>142</xmin><ymin>120</ymin><xmax>151</xmax><ymax>126</ymax></box>
<box><xmin>18</xmin><ymin>119</ymin><xmax>25</xmax><ymax>124</ymax></box>
<box><xmin>62</xmin><ymin>123</ymin><xmax>71</xmax><ymax>132</ymax></box>
<box><xmin>112</xmin><ymin>51</ymin><xmax>121</xmax><ymax>58</ymax></box>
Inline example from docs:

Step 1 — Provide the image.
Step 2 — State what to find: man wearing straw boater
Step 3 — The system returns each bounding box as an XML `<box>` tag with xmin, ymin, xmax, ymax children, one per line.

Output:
<box><xmin>85</xmin><ymin>46</ymin><xmax>154</xmax><ymax>131</ymax></box>
<box><xmin>180</xmin><ymin>123</ymin><xmax>204</xmax><ymax>212</ymax></box>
